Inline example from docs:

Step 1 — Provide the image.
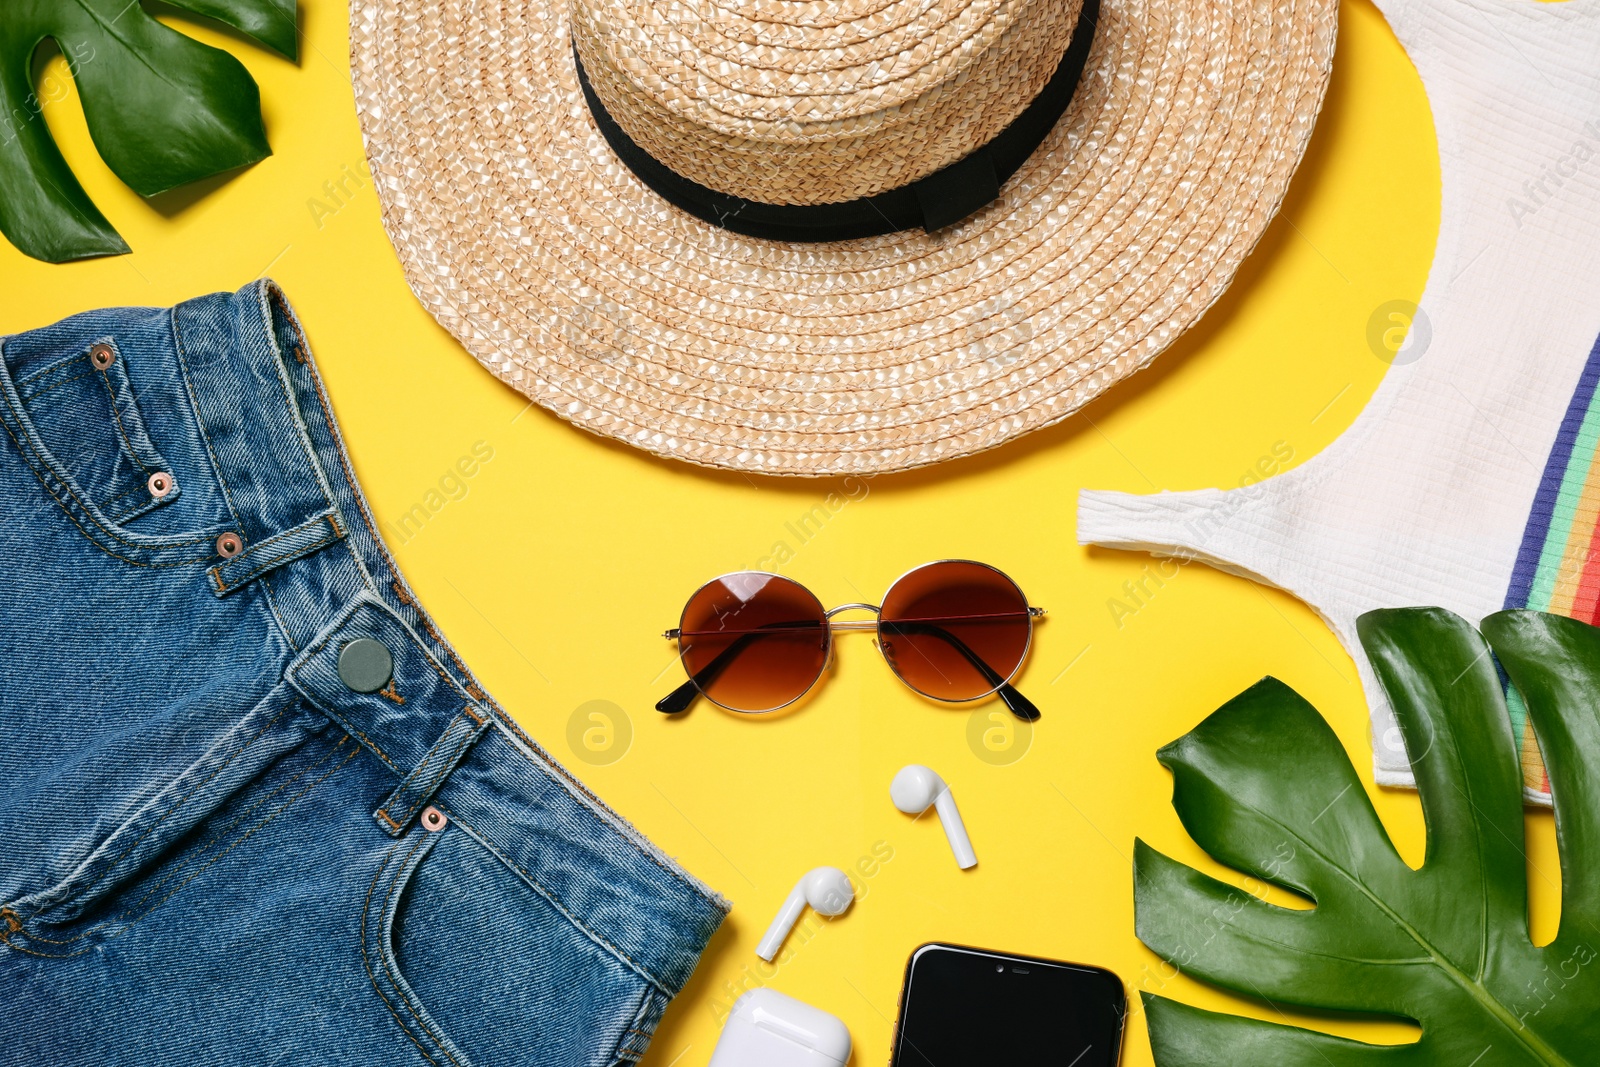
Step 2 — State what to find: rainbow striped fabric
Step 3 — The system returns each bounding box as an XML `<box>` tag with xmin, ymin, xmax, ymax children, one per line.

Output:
<box><xmin>1504</xmin><ymin>333</ymin><xmax>1600</xmax><ymax>797</ymax></box>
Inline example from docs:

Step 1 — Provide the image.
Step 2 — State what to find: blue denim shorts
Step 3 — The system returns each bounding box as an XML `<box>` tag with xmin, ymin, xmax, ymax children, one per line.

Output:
<box><xmin>0</xmin><ymin>281</ymin><xmax>728</xmax><ymax>1065</ymax></box>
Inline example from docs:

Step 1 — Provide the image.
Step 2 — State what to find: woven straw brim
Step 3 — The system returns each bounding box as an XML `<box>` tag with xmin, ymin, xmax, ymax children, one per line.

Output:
<box><xmin>350</xmin><ymin>0</ymin><xmax>1338</xmax><ymax>476</ymax></box>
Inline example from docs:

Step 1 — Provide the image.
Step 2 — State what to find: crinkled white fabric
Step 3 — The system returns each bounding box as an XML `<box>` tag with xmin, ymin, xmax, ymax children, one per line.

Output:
<box><xmin>1077</xmin><ymin>0</ymin><xmax>1600</xmax><ymax>805</ymax></box>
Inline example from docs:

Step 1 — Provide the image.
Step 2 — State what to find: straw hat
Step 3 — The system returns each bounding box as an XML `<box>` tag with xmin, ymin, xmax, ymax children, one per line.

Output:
<box><xmin>351</xmin><ymin>0</ymin><xmax>1337</xmax><ymax>475</ymax></box>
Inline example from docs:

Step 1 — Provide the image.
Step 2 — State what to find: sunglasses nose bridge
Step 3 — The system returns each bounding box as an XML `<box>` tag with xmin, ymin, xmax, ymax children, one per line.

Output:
<box><xmin>823</xmin><ymin>603</ymin><xmax>882</xmax><ymax>636</ymax></box>
<box><xmin>824</xmin><ymin>602</ymin><xmax>881</xmax><ymax>618</ymax></box>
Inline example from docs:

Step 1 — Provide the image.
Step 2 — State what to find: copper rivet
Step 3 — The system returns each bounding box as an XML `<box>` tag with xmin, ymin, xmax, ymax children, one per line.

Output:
<box><xmin>89</xmin><ymin>344</ymin><xmax>115</xmax><ymax>369</ymax></box>
<box><xmin>421</xmin><ymin>806</ymin><xmax>447</xmax><ymax>831</ymax></box>
<box><xmin>215</xmin><ymin>532</ymin><xmax>243</xmax><ymax>558</ymax></box>
<box><xmin>147</xmin><ymin>472</ymin><xmax>175</xmax><ymax>499</ymax></box>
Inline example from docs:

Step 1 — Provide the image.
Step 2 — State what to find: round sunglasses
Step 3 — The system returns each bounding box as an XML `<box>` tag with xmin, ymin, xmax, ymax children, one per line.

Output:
<box><xmin>657</xmin><ymin>560</ymin><xmax>1043</xmax><ymax>719</ymax></box>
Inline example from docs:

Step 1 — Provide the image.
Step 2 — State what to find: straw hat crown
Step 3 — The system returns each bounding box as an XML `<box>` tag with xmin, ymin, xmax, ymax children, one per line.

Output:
<box><xmin>353</xmin><ymin>0</ymin><xmax>1338</xmax><ymax>474</ymax></box>
<box><xmin>570</xmin><ymin>0</ymin><xmax>1086</xmax><ymax>205</ymax></box>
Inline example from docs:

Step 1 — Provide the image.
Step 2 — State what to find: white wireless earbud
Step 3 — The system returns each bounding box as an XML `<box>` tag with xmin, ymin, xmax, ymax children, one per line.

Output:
<box><xmin>891</xmin><ymin>764</ymin><xmax>977</xmax><ymax>869</ymax></box>
<box><xmin>755</xmin><ymin>866</ymin><xmax>855</xmax><ymax>961</ymax></box>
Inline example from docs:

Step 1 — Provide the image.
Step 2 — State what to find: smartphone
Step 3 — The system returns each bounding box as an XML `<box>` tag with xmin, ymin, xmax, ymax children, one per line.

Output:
<box><xmin>890</xmin><ymin>942</ymin><xmax>1125</xmax><ymax>1065</ymax></box>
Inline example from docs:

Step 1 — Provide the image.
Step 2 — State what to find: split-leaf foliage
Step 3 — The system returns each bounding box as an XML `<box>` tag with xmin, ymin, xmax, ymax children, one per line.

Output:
<box><xmin>1138</xmin><ymin>608</ymin><xmax>1600</xmax><ymax>1065</ymax></box>
<box><xmin>0</xmin><ymin>0</ymin><xmax>295</xmax><ymax>262</ymax></box>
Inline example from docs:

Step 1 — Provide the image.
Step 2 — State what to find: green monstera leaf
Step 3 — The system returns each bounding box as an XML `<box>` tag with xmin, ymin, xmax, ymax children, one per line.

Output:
<box><xmin>1136</xmin><ymin>607</ymin><xmax>1600</xmax><ymax>1065</ymax></box>
<box><xmin>0</xmin><ymin>0</ymin><xmax>295</xmax><ymax>262</ymax></box>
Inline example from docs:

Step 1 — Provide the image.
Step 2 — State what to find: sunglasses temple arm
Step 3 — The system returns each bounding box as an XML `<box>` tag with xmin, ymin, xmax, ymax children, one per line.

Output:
<box><xmin>656</xmin><ymin>622</ymin><xmax>824</xmax><ymax>714</ymax></box>
<box><xmin>655</xmin><ymin>678</ymin><xmax>700</xmax><ymax>714</ymax></box>
<box><xmin>883</xmin><ymin>621</ymin><xmax>1042</xmax><ymax>722</ymax></box>
<box><xmin>995</xmin><ymin>682</ymin><xmax>1041</xmax><ymax>722</ymax></box>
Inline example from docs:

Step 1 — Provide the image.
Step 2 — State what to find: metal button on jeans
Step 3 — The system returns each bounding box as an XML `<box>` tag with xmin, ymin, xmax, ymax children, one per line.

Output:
<box><xmin>215</xmin><ymin>532</ymin><xmax>243</xmax><ymax>558</ymax></box>
<box><xmin>89</xmin><ymin>343</ymin><xmax>115</xmax><ymax>369</ymax></box>
<box><xmin>147</xmin><ymin>472</ymin><xmax>175</xmax><ymax>499</ymax></box>
<box><xmin>421</xmin><ymin>806</ymin><xmax>448</xmax><ymax>831</ymax></box>
<box><xmin>338</xmin><ymin>638</ymin><xmax>394</xmax><ymax>694</ymax></box>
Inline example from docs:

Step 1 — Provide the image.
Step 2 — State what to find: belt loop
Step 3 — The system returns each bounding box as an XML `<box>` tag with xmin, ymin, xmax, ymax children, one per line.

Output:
<box><xmin>373</xmin><ymin>704</ymin><xmax>490</xmax><ymax>835</ymax></box>
<box><xmin>207</xmin><ymin>509</ymin><xmax>346</xmax><ymax>596</ymax></box>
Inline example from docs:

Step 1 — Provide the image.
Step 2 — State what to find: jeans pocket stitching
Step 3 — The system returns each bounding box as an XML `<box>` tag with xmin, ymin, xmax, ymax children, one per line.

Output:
<box><xmin>0</xmin><ymin>413</ymin><xmax>218</xmax><ymax>564</ymax></box>
<box><xmin>12</xmin><ymin>340</ymin><xmax>182</xmax><ymax>527</ymax></box>
<box><xmin>96</xmin><ymin>364</ymin><xmax>155</xmax><ymax>479</ymax></box>
<box><xmin>0</xmin><ymin>353</ymin><xmax>223</xmax><ymax>564</ymax></box>
<box><xmin>1</xmin><ymin>737</ymin><xmax>357</xmax><ymax>957</ymax></box>
<box><xmin>100</xmin><ymin>479</ymin><xmax>158</xmax><ymax>508</ymax></box>
<box><xmin>103</xmin><ymin>491</ymin><xmax>164</xmax><ymax>526</ymax></box>
<box><xmin>118</xmin><ymin>732</ymin><xmax>353</xmax><ymax>915</ymax></box>
<box><xmin>434</xmin><ymin>805</ymin><xmax>674</xmax><ymax>997</ymax></box>
<box><xmin>362</xmin><ymin>833</ymin><xmax>473</xmax><ymax>1067</ymax></box>
<box><xmin>16</xmin><ymin>697</ymin><xmax>298</xmax><ymax>932</ymax></box>
<box><xmin>606</xmin><ymin>986</ymin><xmax>662</xmax><ymax>1066</ymax></box>
<box><xmin>121</xmin><ymin>738</ymin><xmax>358</xmax><ymax>929</ymax></box>
<box><xmin>18</xmin><ymin>366</ymin><xmax>95</xmax><ymax>403</ymax></box>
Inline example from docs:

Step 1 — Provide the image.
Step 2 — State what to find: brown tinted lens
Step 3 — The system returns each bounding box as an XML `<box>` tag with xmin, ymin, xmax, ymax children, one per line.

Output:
<box><xmin>678</xmin><ymin>572</ymin><xmax>829</xmax><ymax>713</ymax></box>
<box><xmin>878</xmin><ymin>561</ymin><xmax>1032</xmax><ymax>701</ymax></box>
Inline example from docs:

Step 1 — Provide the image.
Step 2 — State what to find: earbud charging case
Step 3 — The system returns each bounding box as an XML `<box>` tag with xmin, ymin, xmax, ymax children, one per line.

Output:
<box><xmin>707</xmin><ymin>988</ymin><xmax>852</xmax><ymax>1067</ymax></box>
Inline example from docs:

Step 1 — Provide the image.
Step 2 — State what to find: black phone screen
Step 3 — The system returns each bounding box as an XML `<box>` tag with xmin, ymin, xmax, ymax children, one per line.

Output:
<box><xmin>890</xmin><ymin>943</ymin><xmax>1125</xmax><ymax>1066</ymax></box>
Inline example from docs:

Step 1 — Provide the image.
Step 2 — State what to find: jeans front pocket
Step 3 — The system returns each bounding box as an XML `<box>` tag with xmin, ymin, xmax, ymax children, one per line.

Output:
<box><xmin>11</xmin><ymin>340</ymin><xmax>180</xmax><ymax>524</ymax></box>
<box><xmin>0</xmin><ymin>332</ymin><xmax>233</xmax><ymax>566</ymax></box>
<box><xmin>366</xmin><ymin>822</ymin><xmax>668</xmax><ymax>1067</ymax></box>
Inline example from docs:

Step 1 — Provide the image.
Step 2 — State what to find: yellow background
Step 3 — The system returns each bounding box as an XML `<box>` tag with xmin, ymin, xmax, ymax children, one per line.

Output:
<box><xmin>2</xmin><ymin>1</ymin><xmax>1565</xmax><ymax>1062</ymax></box>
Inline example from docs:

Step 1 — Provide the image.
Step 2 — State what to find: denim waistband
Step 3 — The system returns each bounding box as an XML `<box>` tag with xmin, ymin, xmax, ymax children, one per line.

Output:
<box><xmin>165</xmin><ymin>281</ymin><xmax>727</xmax><ymax>995</ymax></box>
